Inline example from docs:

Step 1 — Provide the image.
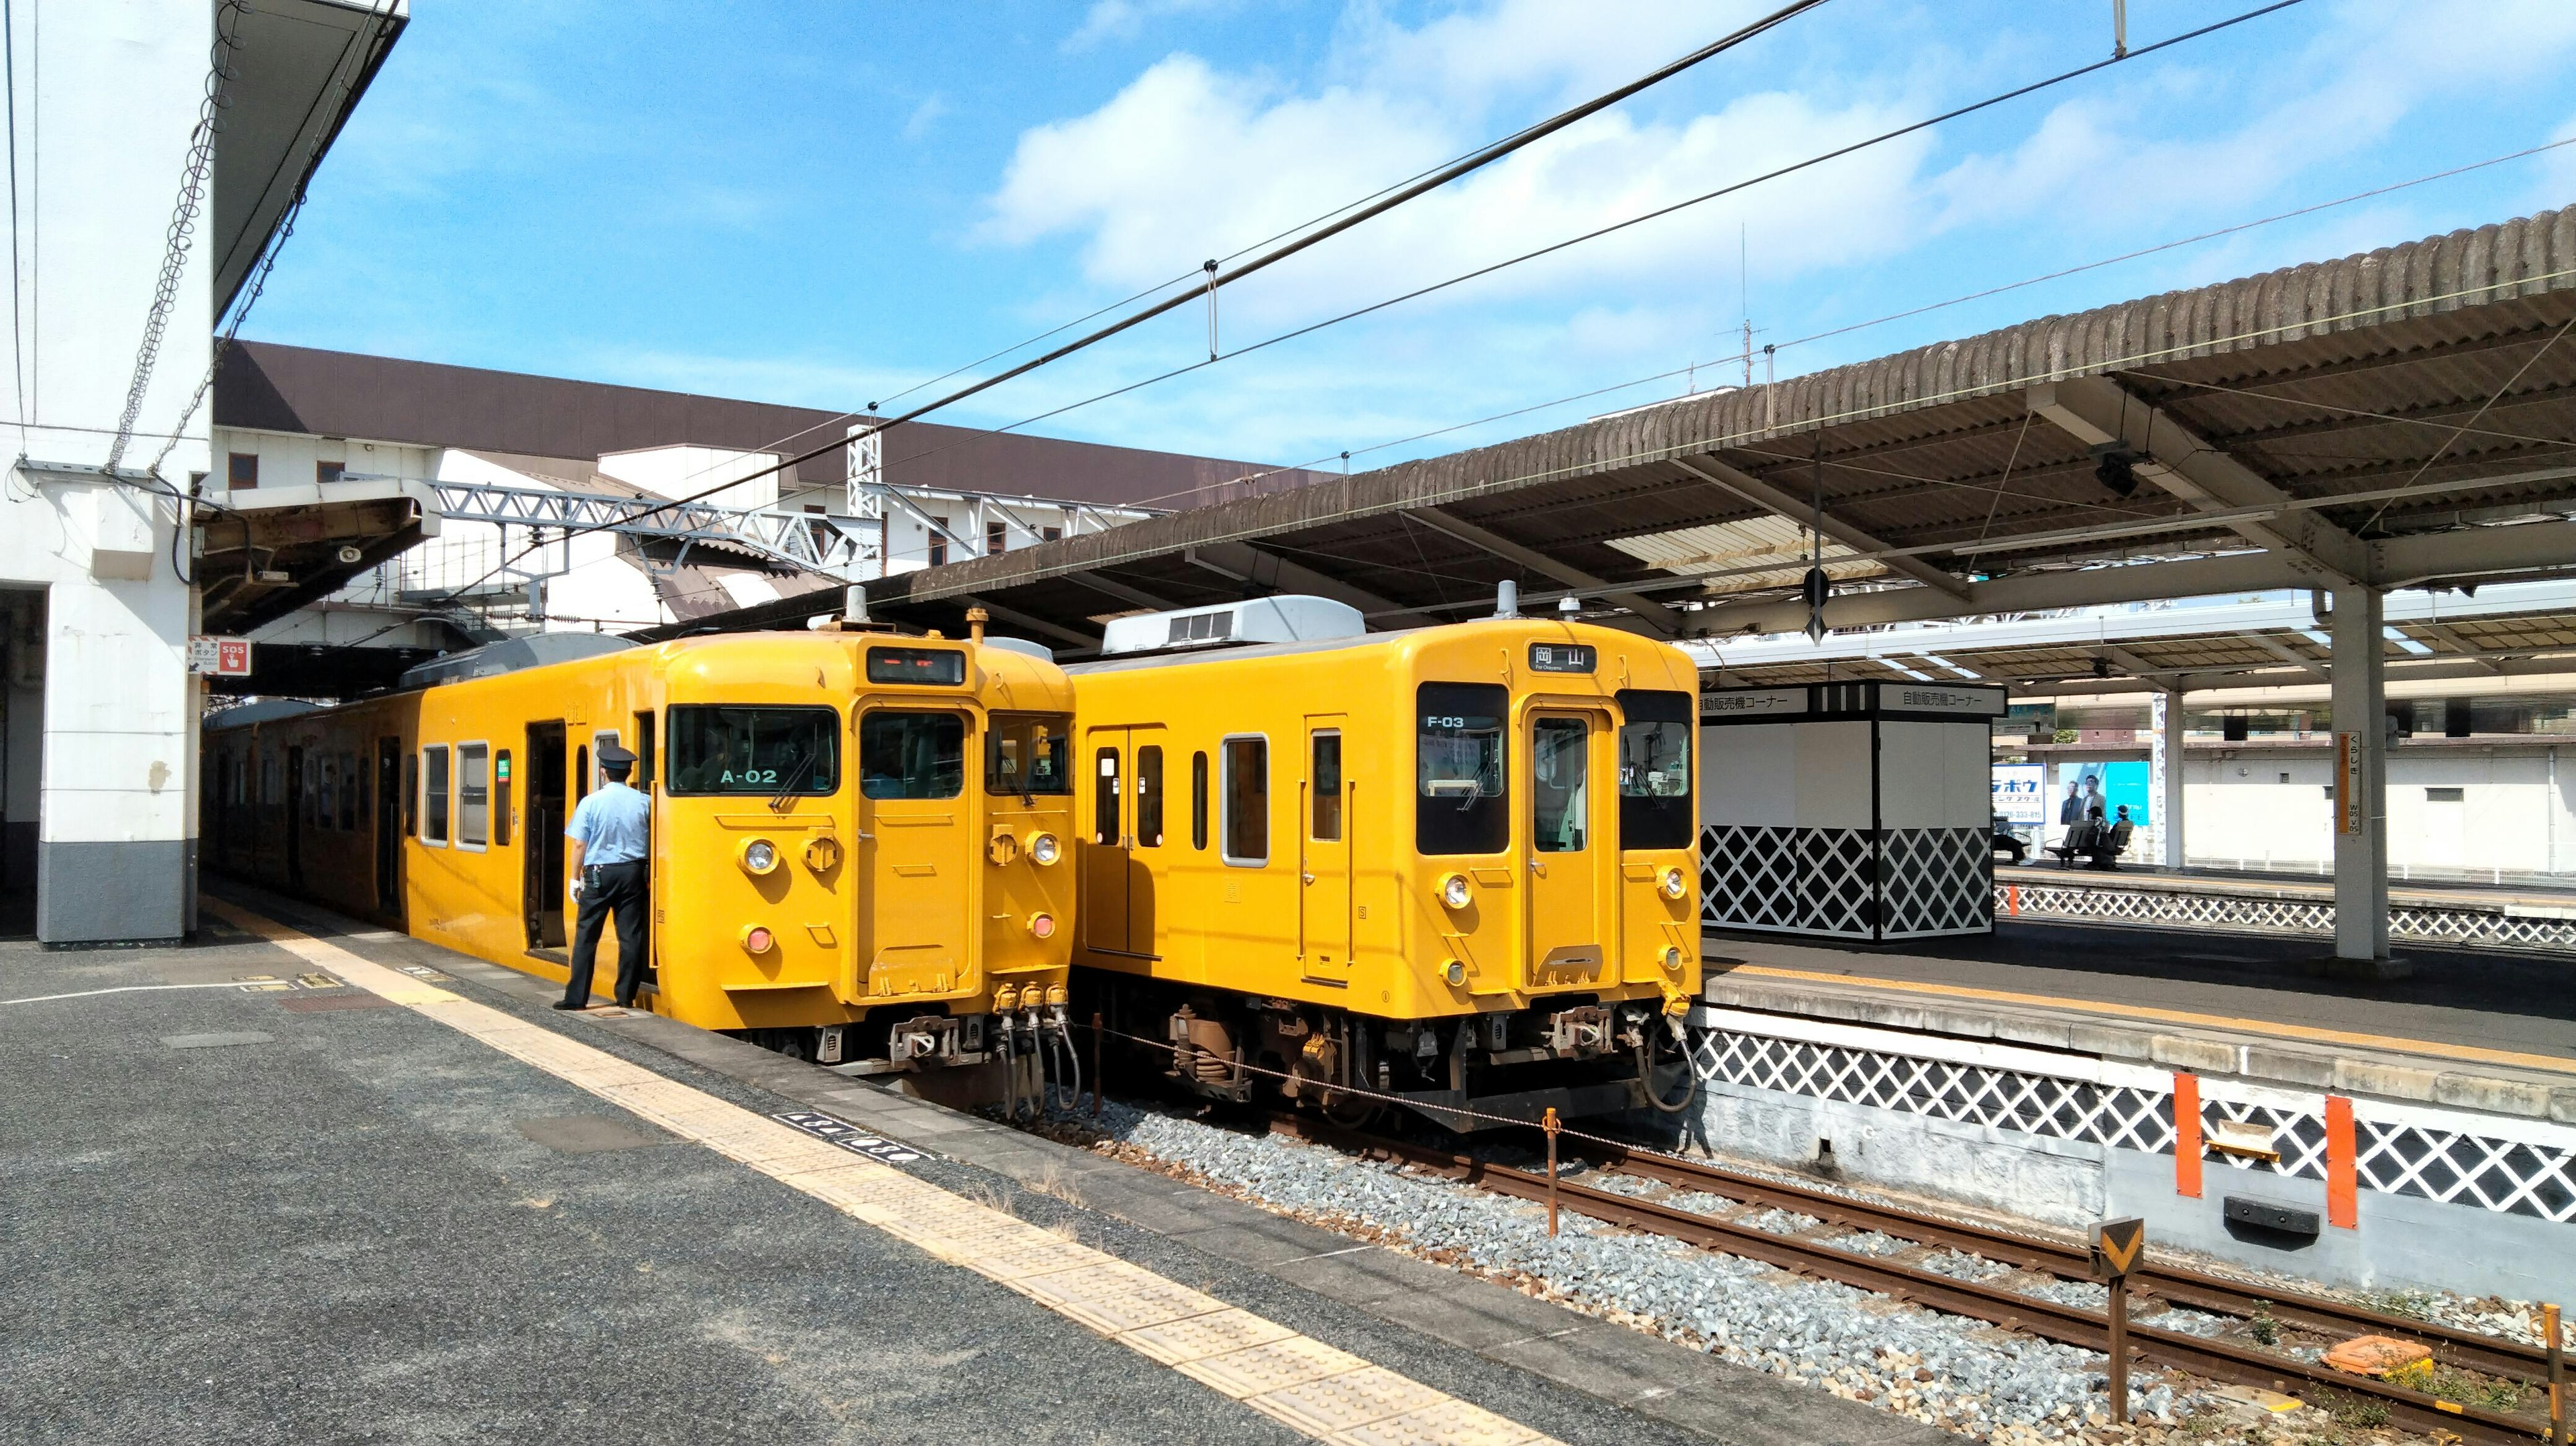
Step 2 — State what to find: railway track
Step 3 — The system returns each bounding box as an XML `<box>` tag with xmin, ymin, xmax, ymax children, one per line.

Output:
<box><xmin>1267</xmin><ymin>1113</ymin><xmax>2560</xmax><ymax>1445</ymax></box>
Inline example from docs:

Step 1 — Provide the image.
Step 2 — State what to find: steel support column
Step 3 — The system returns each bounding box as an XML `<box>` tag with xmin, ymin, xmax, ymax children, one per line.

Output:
<box><xmin>2327</xmin><ymin>583</ymin><xmax>2394</xmax><ymax>968</ymax></box>
<box><xmin>2151</xmin><ymin>690</ymin><xmax>2186</xmax><ymax>869</ymax></box>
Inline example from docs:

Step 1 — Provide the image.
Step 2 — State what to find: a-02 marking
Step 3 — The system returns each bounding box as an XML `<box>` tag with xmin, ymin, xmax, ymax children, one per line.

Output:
<box><xmin>773</xmin><ymin>1109</ymin><xmax>924</xmax><ymax>1165</ymax></box>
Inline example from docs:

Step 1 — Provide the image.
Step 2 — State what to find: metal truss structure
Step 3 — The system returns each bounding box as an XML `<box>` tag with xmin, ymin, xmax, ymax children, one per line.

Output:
<box><xmin>429</xmin><ymin>478</ymin><xmax>875</xmax><ymax>581</ymax></box>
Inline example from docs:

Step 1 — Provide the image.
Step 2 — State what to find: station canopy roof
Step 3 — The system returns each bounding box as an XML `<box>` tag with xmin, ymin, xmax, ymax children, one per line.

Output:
<box><xmin>696</xmin><ymin>205</ymin><xmax>2576</xmax><ymax>668</ymax></box>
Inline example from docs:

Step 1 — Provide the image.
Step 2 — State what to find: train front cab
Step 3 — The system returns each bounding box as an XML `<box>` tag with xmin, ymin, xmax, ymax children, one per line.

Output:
<box><xmin>1071</xmin><ymin>604</ymin><xmax>1701</xmax><ymax>1130</ymax></box>
<box><xmin>650</xmin><ymin>629</ymin><xmax>1078</xmax><ymax>1101</ymax></box>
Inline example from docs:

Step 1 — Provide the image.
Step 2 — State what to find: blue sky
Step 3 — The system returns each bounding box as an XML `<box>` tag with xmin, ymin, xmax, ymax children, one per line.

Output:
<box><xmin>252</xmin><ymin>0</ymin><xmax>2576</xmax><ymax>478</ymax></box>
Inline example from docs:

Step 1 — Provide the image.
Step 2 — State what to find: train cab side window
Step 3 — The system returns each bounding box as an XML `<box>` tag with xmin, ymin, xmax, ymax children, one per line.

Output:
<box><xmin>857</xmin><ymin>711</ymin><xmax>963</xmax><ymax>799</ymax></box>
<box><xmin>1614</xmin><ymin>689</ymin><xmax>1695</xmax><ymax>850</ymax></box>
<box><xmin>1136</xmin><ymin>745</ymin><xmax>1163</xmax><ymax>847</ymax></box>
<box><xmin>422</xmin><ymin>745</ymin><xmax>450</xmax><ymax>844</ymax></box>
<box><xmin>985</xmin><ymin>714</ymin><xmax>1073</xmax><ymax>797</ymax></box>
<box><xmin>1221</xmin><ymin>735</ymin><xmax>1267</xmax><ymax>866</ymax></box>
<box><xmin>1309</xmin><ymin>732</ymin><xmax>1342</xmax><ymax>842</ymax></box>
<box><xmin>1191</xmin><ymin>751</ymin><xmax>1209</xmax><ymax>850</ymax></box>
<box><xmin>1093</xmin><ymin>748</ymin><xmax>1120</xmax><ymax>844</ymax></box>
<box><xmin>458</xmin><ymin>743</ymin><xmax>490</xmax><ymax>850</ymax></box>
<box><xmin>404</xmin><ymin>754</ymin><xmax>418</xmax><ymax>837</ymax></box>
<box><xmin>633</xmin><ymin>712</ymin><xmax>656</xmax><ymax>791</ymax></box>
<box><xmin>592</xmin><ymin>730</ymin><xmax>621</xmax><ymax>795</ymax></box>
<box><xmin>1416</xmin><ymin>682</ymin><xmax>1509</xmax><ymax>855</ymax></box>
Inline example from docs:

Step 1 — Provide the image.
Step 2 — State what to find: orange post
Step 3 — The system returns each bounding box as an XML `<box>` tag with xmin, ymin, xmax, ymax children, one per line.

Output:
<box><xmin>1542</xmin><ymin>1107</ymin><xmax>1561</xmax><ymax>1238</ymax></box>
<box><xmin>1091</xmin><ymin>1012</ymin><xmax>1104</xmax><ymax>1120</ymax></box>
<box><xmin>2544</xmin><ymin>1302</ymin><xmax>2563</xmax><ymax>1446</ymax></box>
<box><xmin>2325</xmin><ymin>1094</ymin><xmax>2358</xmax><ymax>1229</ymax></box>
<box><xmin>2172</xmin><ymin>1072</ymin><xmax>2203</xmax><ymax>1199</ymax></box>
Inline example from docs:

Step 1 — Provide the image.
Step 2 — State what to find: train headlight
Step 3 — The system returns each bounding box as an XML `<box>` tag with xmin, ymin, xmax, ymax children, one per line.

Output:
<box><xmin>1029</xmin><ymin>911</ymin><xmax>1057</xmax><ymax>939</ymax></box>
<box><xmin>1659</xmin><ymin>866</ymin><xmax>1687</xmax><ymax>900</ymax></box>
<box><xmin>1438</xmin><ymin>873</ymin><xmax>1472</xmax><ymax>909</ymax></box>
<box><xmin>1028</xmin><ymin>832</ymin><xmax>1061</xmax><ymax>866</ymax></box>
<box><xmin>741</xmin><ymin>924</ymin><xmax>776</xmax><ymax>955</ymax></box>
<box><xmin>740</xmin><ymin>838</ymin><xmax>780</xmax><ymax>876</ymax></box>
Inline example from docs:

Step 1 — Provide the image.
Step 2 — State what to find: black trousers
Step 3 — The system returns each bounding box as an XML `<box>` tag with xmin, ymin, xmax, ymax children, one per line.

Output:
<box><xmin>564</xmin><ymin>860</ymin><xmax>650</xmax><ymax>1007</ymax></box>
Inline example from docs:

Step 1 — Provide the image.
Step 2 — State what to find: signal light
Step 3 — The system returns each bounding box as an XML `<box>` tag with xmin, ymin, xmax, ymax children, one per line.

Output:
<box><xmin>1029</xmin><ymin>912</ymin><xmax>1057</xmax><ymax>939</ymax></box>
<box><xmin>741</xmin><ymin>924</ymin><xmax>775</xmax><ymax>955</ymax></box>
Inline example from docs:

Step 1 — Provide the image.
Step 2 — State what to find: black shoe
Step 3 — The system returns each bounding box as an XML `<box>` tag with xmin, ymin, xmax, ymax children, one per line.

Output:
<box><xmin>552</xmin><ymin>1000</ymin><xmax>588</xmax><ymax>1011</ymax></box>
<box><xmin>611</xmin><ymin>999</ymin><xmax>636</xmax><ymax>1010</ymax></box>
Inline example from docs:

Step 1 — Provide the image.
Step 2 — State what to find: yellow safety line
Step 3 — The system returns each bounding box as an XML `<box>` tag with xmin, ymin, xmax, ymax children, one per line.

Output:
<box><xmin>1729</xmin><ymin>964</ymin><xmax>2576</xmax><ymax>1079</ymax></box>
<box><xmin>205</xmin><ymin>899</ymin><xmax>1556</xmax><ymax>1446</ymax></box>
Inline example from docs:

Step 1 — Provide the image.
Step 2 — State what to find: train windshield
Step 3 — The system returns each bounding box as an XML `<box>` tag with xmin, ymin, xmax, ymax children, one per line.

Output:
<box><xmin>860</xmin><ymin>710</ymin><xmax>965</xmax><ymax>799</ymax></box>
<box><xmin>1416</xmin><ymin>681</ymin><xmax>1508</xmax><ymax>854</ymax></box>
<box><xmin>985</xmin><ymin>712</ymin><xmax>1073</xmax><ymax>796</ymax></box>
<box><xmin>1615</xmin><ymin>689</ymin><xmax>1695</xmax><ymax>849</ymax></box>
<box><xmin>667</xmin><ymin>706</ymin><xmax>841</xmax><ymax>796</ymax></box>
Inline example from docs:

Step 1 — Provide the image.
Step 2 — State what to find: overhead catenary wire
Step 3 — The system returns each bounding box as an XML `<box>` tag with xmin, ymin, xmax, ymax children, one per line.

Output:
<box><xmin>379</xmin><ymin>1</ymin><xmax>1838</xmax><ymax>630</ymax></box>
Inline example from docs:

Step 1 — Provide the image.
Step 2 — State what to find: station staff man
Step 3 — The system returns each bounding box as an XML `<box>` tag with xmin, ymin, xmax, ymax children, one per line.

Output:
<box><xmin>557</xmin><ymin>742</ymin><xmax>653</xmax><ymax>1011</ymax></box>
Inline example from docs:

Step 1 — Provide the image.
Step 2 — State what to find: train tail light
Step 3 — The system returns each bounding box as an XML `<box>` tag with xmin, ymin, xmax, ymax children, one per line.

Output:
<box><xmin>741</xmin><ymin>924</ymin><xmax>775</xmax><ymax>955</ymax></box>
<box><xmin>1029</xmin><ymin>911</ymin><xmax>1057</xmax><ymax>939</ymax></box>
<box><xmin>1442</xmin><ymin>959</ymin><xmax>1466</xmax><ymax>987</ymax></box>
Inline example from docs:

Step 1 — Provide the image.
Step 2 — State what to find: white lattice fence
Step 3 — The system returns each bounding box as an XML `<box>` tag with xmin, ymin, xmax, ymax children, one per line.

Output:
<box><xmin>1994</xmin><ymin>882</ymin><xmax>2576</xmax><ymax>953</ymax></box>
<box><xmin>1688</xmin><ymin>1009</ymin><xmax>2576</xmax><ymax>1223</ymax></box>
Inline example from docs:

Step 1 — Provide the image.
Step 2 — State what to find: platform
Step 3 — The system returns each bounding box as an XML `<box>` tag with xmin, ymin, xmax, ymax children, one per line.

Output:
<box><xmin>1993</xmin><ymin>860</ymin><xmax>2576</xmax><ymax>955</ymax></box>
<box><xmin>0</xmin><ymin>885</ymin><xmax>1931</xmax><ymax>1446</ymax></box>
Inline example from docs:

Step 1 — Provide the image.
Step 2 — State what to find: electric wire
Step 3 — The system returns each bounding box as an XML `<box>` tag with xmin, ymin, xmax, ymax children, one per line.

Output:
<box><xmin>377</xmin><ymin>1</ymin><xmax>1837</xmax><ymax>631</ymax></box>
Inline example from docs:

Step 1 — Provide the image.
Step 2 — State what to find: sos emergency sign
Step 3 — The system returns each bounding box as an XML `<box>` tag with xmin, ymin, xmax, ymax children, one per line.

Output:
<box><xmin>189</xmin><ymin>636</ymin><xmax>251</xmax><ymax>677</ymax></box>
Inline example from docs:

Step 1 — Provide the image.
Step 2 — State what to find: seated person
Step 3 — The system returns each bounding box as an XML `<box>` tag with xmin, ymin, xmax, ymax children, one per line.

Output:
<box><xmin>2091</xmin><ymin>804</ymin><xmax>2135</xmax><ymax>869</ymax></box>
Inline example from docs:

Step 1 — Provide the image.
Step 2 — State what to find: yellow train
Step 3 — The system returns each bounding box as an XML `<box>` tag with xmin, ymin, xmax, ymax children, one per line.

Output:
<box><xmin>202</xmin><ymin>619</ymin><xmax>1079</xmax><ymax>1096</ymax></box>
<box><xmin>1066</xmin><ymin>592</ymin><xmax>1701</xmax><ymax>1128</ymax></box>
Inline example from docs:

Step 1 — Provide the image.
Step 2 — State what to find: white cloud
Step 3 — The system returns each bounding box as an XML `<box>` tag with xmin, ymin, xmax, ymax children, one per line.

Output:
<box><xmin>903</xmin><ymin>93</ymin><xmax>951</xmax><ymax>142</ymax></box>
<box><xmin>1065</xmin><ymin>0</ymin><xmax>1233</xmax><ymax>53</ymax></box>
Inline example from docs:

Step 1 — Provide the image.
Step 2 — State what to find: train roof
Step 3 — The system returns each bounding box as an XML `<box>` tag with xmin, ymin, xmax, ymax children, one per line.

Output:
<box><xmin>395</xmin><ymin>633</ymin><xmax>635</xmax><ymax>689</ymax></box>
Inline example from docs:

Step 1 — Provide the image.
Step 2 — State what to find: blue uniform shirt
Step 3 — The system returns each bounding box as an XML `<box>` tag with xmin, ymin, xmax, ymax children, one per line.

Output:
<box><xmin>566</xmin><ymin>781</ymin><xmax>651</xmax><ymax>865</ymax></box>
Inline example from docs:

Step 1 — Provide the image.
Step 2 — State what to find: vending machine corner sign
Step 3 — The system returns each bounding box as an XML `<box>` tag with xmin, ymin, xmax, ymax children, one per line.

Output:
<box><xmin>189</xmin><ymin>636</ymin><xmax>252</xmax><ymax>677</ymax></box>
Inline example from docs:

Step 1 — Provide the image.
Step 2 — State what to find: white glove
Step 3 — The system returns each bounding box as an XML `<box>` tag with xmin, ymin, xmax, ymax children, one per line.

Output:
<box><xmin>568</xmin><ymin>877</ymin><xmax>586</xmax><ymax>903</ymax></box>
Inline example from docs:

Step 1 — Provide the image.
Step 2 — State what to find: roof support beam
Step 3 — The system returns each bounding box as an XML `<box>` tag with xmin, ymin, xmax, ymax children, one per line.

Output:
<box><xmin>2096</xmin><ymin>643</ymin><xmax>2175</xmax><ymax>688</ymax></box>
<box><xmin>1183</xmin><ymin>540</ymin><xmax>1443</xmax><ymax>628</ymax></box>
<box><xmin>2406</xmin><ymin>621</ymin><xmax>2504</xmax><ymax>675</ymax></box>
<box><xmin>2027</xmin><ymin>376</ymin><xmax>2369</xmax><ymax>583</ymax></box>
<box><xmin>1065</xmin><ymin>569</ymin><xmax>1179</xmax><ymax>612</ymax></box>
<box><xmin>1668</xmin><ymin>455</ymin><xmax>1970</xmax><ymax>598</ymax></box>
<box><xmin>1405</xmin><ymin>506</ymin><xmax>1680</xmax><ymax>635</ymax></box>
<box><xmin>2245</xmin><ymin>633</ymin><xmax>2332</xmax><ymax>683</ymax></box>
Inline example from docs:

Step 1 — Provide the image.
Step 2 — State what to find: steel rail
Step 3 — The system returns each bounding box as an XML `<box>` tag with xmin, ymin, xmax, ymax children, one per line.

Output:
<box><xmin>1267</xmin><ymin>1115</ymin><xmax>2547</xmax><ymax>1443</ymax></box>
<box><xmin>1571</xmin><ymin>1134</ymin><xmax>2550</xmax><ymax>1387</ymax></box>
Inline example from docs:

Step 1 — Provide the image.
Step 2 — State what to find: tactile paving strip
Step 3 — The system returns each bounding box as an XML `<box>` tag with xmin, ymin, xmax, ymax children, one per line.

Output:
<box><xmin>206</xmin><ymin>899</ymin><xmax>1560</xmax><ymax>1445</ymax></box>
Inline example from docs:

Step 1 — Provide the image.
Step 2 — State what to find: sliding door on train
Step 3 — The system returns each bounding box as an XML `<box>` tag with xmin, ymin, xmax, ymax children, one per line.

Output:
<box><xmin>1525</xmin><ymin>710</ymin><xmax>1607</xmax><ymax>982</ymax></box>
<box><xmin>521</xmin><ymin>722</ymin><xmax>569</xmax><ymax>950</ymax></box>
<box><xmin>1081</xmin><ymin>726</ymin><xmax>1163</xmax><ymax>958</ymax></box>
<box><xmin>855</xmin><ymin>704</ymin><xmax>975</xmax><ymax>997</ymax></box>
<box><xmin>374</xmin><ymin>738</ymin><xmax>402</xmax><ymax>920</ymax></box>
<box><xmin>1299</xmin><ymin>718</ymin><xmax>1350</xmax><ymax>984</ymax></box>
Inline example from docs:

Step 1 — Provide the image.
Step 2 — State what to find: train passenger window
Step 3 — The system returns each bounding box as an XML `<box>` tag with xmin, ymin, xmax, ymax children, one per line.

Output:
<box><xmin>422</xmin><ymin>745</ymin><xmax>451</xmax><ymax>844</ymax></box>
<box><xmin>1093</xmin><ymin>748</ymin><xmax>1120</xmax><ymax>844</ymax></box>
<box><xmin>1221</xmin><ymin>736</ymin><xmax>1267</xmax><ymax>866</ymax></box>
<box><xmin>858</xmin><ymin>711</ymin><xmax>964</xmax><ymax>799</ymax></box>
<box><xmin>985</xmin><ymin>714</ymin><xmax>1073</xmax><ymax>796</ymax></box>
<box><xmin>1309</xmin><ymin>732</ymin><xmax>1342</xmax><ymax>842</ymax></box>
<box><xmin>1531</xmin><ymin>718</ymin><xmax>1587</xmax><ymax>853</ymax></box>
<box><xmin>458</xmin><ymin>743</ymin><xmax>490</xmax><ymax>850</ymax></box>
<box><xmin>341</xmin><ymin>751</ymin><xmax>361</xmax><ymax>831</ymax></box>
<box><xmin>1136</xmin><ymin>746</ymin><xmax>1163</xmax><ymax>847</ymax></box>
<box><xmin>1615</xmin><ymin>689</ymin><xmax>1695</xmax><ymax>850</ymax></box>
<box><xmin>591</xmin><ymin>731</ymin><xmax>621</xmax><ymax>795</ymax></box>
<box><xmin>1191</xmin><ymin>752</ymin><xmax>1208</xmax><ymax>851</ymax></box>
<box><xmin>669</xmin><ymin>706</ymin><xmax>839</xmax><ymax>795</ymax></box>
<box><xmin>1416</xmin><ymin>682</ymin><xmax>1508</xmax><ymax>855</ymax></box>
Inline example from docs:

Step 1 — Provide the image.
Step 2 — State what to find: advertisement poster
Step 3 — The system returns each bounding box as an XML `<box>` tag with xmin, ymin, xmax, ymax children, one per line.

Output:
<box><xmin>2049</xmin><ymin>761</ymin><xmax>2150</xmax><ymax>836</ymax></box>
<box><xmin>1992</xmin><ymin>764</ymin><xmax>2045</xmax><ymax>826</ymax></box>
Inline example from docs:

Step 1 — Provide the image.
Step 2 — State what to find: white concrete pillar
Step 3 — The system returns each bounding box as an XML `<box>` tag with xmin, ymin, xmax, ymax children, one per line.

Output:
<box><xmin>2328</xmin><ymin>583</ymin><xmax>2392</xmax><ymax>965</ymax></box>
<box><xmin>2152</xmin><ymin>689</ymin><xmax>2186</xmax><ymax>867</ymax></box>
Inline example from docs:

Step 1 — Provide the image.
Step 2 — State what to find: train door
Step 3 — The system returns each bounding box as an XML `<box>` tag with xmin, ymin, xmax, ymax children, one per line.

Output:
<box><xmin>1299</xmin><ymin>718</ymin><xmax>1350</xmax><ymax>983</ymax></box>
<box><xmin>374</xmin><ymin>738</ymin><xmax>402</xmax><ymax>917</ymax></box>
<box><xmin>855</xmin><ymin>703</ymin><xmax>974</xmax><ymax>997</ymax></box>
<box><xmin>523</xmin><ymin>722</ymin><xmax>568</xmax><ymax>948</ymax></box>
<box><xmin>1523</xmin><ymin>711</ymin><xmax>1605</xmax><ymax>979</ymax></box>
<box><xmin>284</xmin><ymin>745</ymin><xmax>307</xmax><ymax>891</ymax></box>
<box><xmin>1081</xmin><ymin>726</ymin><xmax>1164</xmax><ymax>958</ymax></box>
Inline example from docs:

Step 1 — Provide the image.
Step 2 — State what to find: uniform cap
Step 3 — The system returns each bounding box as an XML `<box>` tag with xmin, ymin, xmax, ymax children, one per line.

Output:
<box><xmin>598</xmin><ymin>742</ymin><xmax>637</xmax><ymax>767</ymax></box>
